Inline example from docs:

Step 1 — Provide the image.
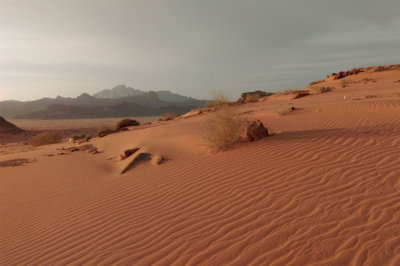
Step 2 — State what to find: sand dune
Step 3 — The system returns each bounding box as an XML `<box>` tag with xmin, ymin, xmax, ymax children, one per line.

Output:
<box><xmin>1</xmin><ymin>68</ymin><xmax>400</xmax><ymax>265</ymax></box>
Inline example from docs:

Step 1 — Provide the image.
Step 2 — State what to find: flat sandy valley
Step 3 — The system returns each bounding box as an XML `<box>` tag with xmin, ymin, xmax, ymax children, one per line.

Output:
<box><xmin>1</xmin><ymin>67</ymin><xmax>400</xmax><ymax>265</ymax></box>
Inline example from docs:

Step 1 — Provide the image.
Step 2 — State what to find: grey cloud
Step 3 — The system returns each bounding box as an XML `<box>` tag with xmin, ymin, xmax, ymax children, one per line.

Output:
<box><xmin>1</xmin><ymin>0</ymin><xmax>399</xmax><ymax>100</ymax></box>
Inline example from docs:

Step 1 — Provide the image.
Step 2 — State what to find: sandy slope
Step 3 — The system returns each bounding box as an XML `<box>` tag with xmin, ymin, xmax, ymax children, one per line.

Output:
<box><xmin>1</xmin><ymin>69</ymin><xmax>400</xmax><ymax>265</ymax></box>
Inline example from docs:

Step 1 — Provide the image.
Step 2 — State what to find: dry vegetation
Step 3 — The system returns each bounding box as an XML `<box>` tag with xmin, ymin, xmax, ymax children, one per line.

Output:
<box><xmin>310</xmin><ymin>86</ymin><xmax>334</xmax><ymax>94</ymax></box>
<box><xmin>30</xmin><ymin>132</ymin><xmax>62</xmax><ymax>147</ymax></box>
<box><xmin>206</xmin><ymin>92</ymin><xmax>231</xmax><ymax>110</ymax></box>
<box><xmin>340</xmin><ymin>79</ymin><xmax>355</xmax><ymax>88</ymax></box>
<box><xmin>275</xmin><ymin>105</ymin><xmax>295</xmax><ymax>116</ymax></box>
<box><xmin>159</xmin><ymin>112</ymin><xmax>176</xmax><ymax>121</ymax></box>
<box><xmin>282</xmin><ymin>88</ymin><xmax>300</xmax><ymax>95</ymax></box>
<box><xmin>204</xmin><ymin>95</ymin><xmax>249</xmax><ymax>151</ymax></box>
<box><xmin>308</xmin><ymin>79</ymin><xmax>324</xmax><ymax>86</ymax></box>
<box><xmin>115</xmin><ymin>119</ymin><xmax>140</xmax><ymax>130</ymax></box>
<box><xmin>71</xmin><ymin>133</ymin><xmax>92</xmax><ymax>141</ymax></box>
<box><xmin>98</xmin><ymin>126</ymin><xmax>115</xmax><ymax>137</ymax></box>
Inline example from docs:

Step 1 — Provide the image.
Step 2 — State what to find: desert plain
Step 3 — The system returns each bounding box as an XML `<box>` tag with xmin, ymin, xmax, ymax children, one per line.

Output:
<box><xmin>1</xmin><ymin>66</ymin><xmax>400</xmax><ymax>265</ymax></box>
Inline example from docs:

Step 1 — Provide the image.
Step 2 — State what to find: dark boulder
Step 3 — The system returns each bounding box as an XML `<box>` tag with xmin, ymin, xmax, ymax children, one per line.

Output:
<box><xmin>245</xmin><ymin>119</ymin><xmax>269</xmax><ymax>141</ymax></box>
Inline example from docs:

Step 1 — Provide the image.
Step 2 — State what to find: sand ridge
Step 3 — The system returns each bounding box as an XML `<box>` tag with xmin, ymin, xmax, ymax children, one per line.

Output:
<box><xmin>0</xmin><ymin>68</ymin><xmax>400</xmax><ymax>265</ymax></box>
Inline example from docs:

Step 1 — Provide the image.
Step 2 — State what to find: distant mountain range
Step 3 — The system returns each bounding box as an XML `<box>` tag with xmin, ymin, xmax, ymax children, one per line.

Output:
<box><xmin>0</xmin><ymin>86</ymin><xmax>207</xmax><ymax>119</ymax></box>
<box><xmin>92</xmin><ymin>85</ymin><xmax>145</xmax><ymax>99</ymax></box>
<box><xmin>92</xmin><ymin>85</ymin><xmax>196</xmax><ymax>102</ymax></box>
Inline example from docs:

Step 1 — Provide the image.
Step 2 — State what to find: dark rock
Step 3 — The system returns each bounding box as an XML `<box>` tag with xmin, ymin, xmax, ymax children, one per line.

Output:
<box><xmin>333</xmin><ymin>68</ymin><xmax>364</xmax><ymax>80</ymax></box>
<box><xmin>245</xmin><ymin>119</ymin><xmax>269</xmax><ymax>141</ymax></box>
<box><xmin>124</xmin><ymin>148</ymin><xmax>140</xmax><ymax>158</ymax></box>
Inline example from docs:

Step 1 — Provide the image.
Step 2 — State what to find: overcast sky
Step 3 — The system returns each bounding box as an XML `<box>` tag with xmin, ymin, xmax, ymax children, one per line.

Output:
<box><xmin>1</xmin><ymin>0</ymin><xmax>399</xmax><ymax>101</ymax></box>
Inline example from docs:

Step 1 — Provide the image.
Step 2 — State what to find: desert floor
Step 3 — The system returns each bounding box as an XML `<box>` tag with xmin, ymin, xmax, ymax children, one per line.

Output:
<box><xmin>1</xmin><ymin>70</ymin><xmax>400</xmax><ymax>265</ymax></box>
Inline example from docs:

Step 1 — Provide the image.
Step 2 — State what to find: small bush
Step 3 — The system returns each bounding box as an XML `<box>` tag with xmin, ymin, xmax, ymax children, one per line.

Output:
<box><xmin>204</xmin><ymin>96</ymin><xmax>249</xmax><ymax>151</ymax></box>
<box><xmin>207</xmin><ymin>92</ymin><xmax>229</xmax><ymax>110</ymax></box>
<box><xmin>160</xmin><ymin>112</ymin><xmax>175</xmax><ymax>121</ymax></box>
<box><xmin>282</xmin><ymin>88</ymin><xmax>300</xmax><ymax>95</ymax></box>
<box><xmin>30</xmin><ymin>132</ymin><xmax>62</xmax><ymax>146</ymax></box>
<box><xmin>71</xmin><ymin>134</ymin><xmax>88</xmax><ymax>141</ymax></box>
<box><xmin>115</xmin><ymin>119</ymin><xmax>140</xmax><ymax>130</ymax></box>
<box><xmin>275</xmin><ymin>105</ymin><xmax>295</xmax><ymax>115</ymax></box>
<box><xmin>362</xmin><ymin>95</ymin><xmax>377</xmax><ymax>99</ymax></box>
<box><xmin>340</xmin><ymin>79</ymin><xmax>355</xmax><ymax>88</ymax></box>
<box><xmin>362</xmin><ymin>78</ymin><xmax>375</xmax><ymax>84</ymax></box>
<box><xmin>308</xmin><ymin>80</ymin><xmax>324</xmax><ymax>86</ymax></box>
<box><xmin>310</xmin><ymin>86</ymin><xmax>334</xmax><ymax>94</ymax></box>
<box><xmin>98</xmin><ymin>126</ymin><xmax>115</xmax><ymax>137</ymax></box>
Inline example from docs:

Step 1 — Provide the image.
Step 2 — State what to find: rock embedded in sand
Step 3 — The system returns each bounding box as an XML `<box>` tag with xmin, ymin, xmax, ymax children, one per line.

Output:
<box><xmin>153</xmin><ymin>154</ymin><xmax>166</xmax><ymax>165</ymax></box>
<box><xmin>245</xmin><ymin>119</ymin><xmax>269</xmax><ymax>141</ymax></box>
<box><xmin>124</xmin><ymin>148</ymin><xmax>140</xmax><ymax>158</ymax></box>
<box><xmin>121</xmin><ymin>152</ymin><xmax>152</xmax><ymax>174</ymax></box>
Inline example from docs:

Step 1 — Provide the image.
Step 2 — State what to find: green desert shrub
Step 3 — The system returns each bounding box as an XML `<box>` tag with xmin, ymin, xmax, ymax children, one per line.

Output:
<box><xmin>30</xmin><ymin>131</ymin><xmax>62</xmax><ymax>146</ymax></box>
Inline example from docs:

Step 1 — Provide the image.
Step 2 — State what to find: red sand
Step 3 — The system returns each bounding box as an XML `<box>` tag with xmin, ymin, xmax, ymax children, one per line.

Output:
<box><xmin>1</xmin><ymin>68</ymin><xmax>400</xmax><ymax>265</ymax></box>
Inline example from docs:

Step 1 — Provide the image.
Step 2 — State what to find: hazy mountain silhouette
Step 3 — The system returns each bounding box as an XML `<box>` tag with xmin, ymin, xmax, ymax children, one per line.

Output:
<box><xmin>0</xmin><ymin>88</ymin><xmax>206</xmax><ymax>119</ymax></box>
<box><xmin>92</xmin><ymin>85</ymin><xmax>197</xmax><ymax>102</ymax></box>
<box><xmin>93</xmin><ymin>85</ymin><xmax>145</xmax><ymax>98</ymax></box>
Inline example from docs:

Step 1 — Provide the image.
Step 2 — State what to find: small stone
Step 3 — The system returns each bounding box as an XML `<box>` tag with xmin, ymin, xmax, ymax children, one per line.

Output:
<box><xmin>153</xmin><ymin>155</ymin><xmax>166</xmax><ymax>165</ymax></box>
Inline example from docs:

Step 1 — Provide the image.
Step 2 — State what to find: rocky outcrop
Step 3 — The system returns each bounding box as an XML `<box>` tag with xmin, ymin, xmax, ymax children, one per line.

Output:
<box><xmin>0</xmin><ymin>116</ymin><xmax>24</xmax><ymax>134</ymax></box>
<box><xmin>330</xmin><ymin>64</ymin><xmax>400</xmax><ymax>80</ymax></box>
<box><xmin>237</xmin><ymin>91</ymin><xmax>273</xmax><ymax>104</ymax></box>
<box><xmin>245</xmin><ymin>119</ymin><xmax>269</xmax><ymax>141</ymax></box>
<box><xmin>332</xmin><ymin>68</ymin><xmax>364</xmax><ymax>80</ymax></box>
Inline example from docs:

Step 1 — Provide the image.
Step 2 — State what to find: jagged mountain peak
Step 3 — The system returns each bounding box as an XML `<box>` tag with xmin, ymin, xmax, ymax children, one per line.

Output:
<box><xmin>93</xmin><ymin>85</ymin><xmax>145</xmax><ymax>98</ymax></box>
